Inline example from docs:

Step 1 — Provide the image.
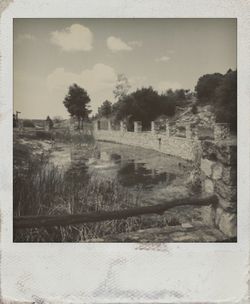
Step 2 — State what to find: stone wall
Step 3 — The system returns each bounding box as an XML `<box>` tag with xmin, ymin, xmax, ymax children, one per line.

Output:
<box><xmin>200</xmin><ymin>138</ymin><xmax>237</xmax><ymax>238</ymax></box>
<box><xmin>94</xmin><ymin>129</ymin><xmax>201</xmax><ymax>161</ymax></box>
<box><xmin>94</xmin><ymin>120</ymin><xmax>236</xmax><ymax>238</ymax></box>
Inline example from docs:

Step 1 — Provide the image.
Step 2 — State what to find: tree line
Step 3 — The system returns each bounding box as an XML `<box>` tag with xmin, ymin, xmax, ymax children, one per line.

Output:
<box><xmin>63</xmin><ymin>69</ymin><xmax>237</xmax><ymax>131</ymax></box>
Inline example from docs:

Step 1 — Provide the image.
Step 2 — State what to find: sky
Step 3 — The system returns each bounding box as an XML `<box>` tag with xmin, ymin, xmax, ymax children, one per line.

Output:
<box><xmin>14</xmin><ymin>18</ymin><xmax>236</xmax><ymax>119</ymax></box>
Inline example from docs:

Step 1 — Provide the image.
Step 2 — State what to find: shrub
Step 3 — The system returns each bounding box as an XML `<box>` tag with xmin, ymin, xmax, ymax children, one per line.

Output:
<box><xmin>23</xmin><ymin>120</ymin><xmax>35</xmax><ymax>128</ymax></box>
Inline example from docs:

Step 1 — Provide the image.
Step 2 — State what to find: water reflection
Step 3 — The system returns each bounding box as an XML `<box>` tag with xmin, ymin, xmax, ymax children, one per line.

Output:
<box><xmin>117</xmin><ymin>160</ymin><xmax>176</xmax><ymax>188</ymax></box>
<box><xmin>50</xmin><ymin>141</ymin><xmax>190</xmax><ymax>203</ymax></box>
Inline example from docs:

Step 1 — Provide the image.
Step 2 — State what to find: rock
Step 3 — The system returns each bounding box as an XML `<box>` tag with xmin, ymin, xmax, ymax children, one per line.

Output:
<box><xmin>201</xmin><ymin>141</ymin><xmax>218</xmax><ymax>161</ymax></box>
<box><xmin>204</xmin><ymin>178</ymin><xmax>214</xmax><ymax>193</ymax></box>
<box><xmin>215</xmin><ymin>207</ymin><xmax>237</xmax><ymax>238</ymax></box>
<box><xmin>181</xmin><ymin>223</ymin><xmax>193</xmax><ymax>229</ymax></box>
<box><xmin>218</xmin><ymin>197</ymin><xmax>237</xmax><ymax>212</ymax></box>
<box><xmin>200</xmin><ymin>205</ymin><xmax>216</xmax><ymax>226</ymax></box>
<box><xmin>217</xmin><ymin>144</ymin><xmax>237</xmax><ymax>166</ymax></box>
<box><xmin>201</xmin><ymin>158</ymin><xmax>215</xmax><ymax>177</ymax></box>
<box><xmin>215</xmin><ymin>180</ymin><xmax>237</xmax><ymax>202</ymax></box>
<box><xmin>201</xmin><ymin>141</ymin><xmax>237</xmax><ymax>166</ymax></box>
<box><xmin>222</xmin><ymin>166</ymin><xmax>237</xmax><ymax>185</ymax></box>
<box><xmin>212</xmin><ymin>163</ymin><xmax>223</xmax><ymax>180</ymax></box>
<box><xmin>187</xmin><ymin>167</ymin><xmax>202</xmax><ymax>194</ymax></box>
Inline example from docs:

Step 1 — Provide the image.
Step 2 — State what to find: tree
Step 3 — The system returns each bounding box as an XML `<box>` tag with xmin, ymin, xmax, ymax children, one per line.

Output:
<box><xmin>113</xmin><ymin>74</ymin><xmax>131</xmax><ymax>101</ymax></box>
<box><xmin>194</xmin><ymin>69</ymin><xmax>237</xmax><ymax>131</ymax></box>
<box><xmin>195</xmin><ymin>73</ymin><xmax>224</xmax><ymax>105</ymax></box>
<box><xmin>114</xmin><ymin>87</ymin><xmax>176</xmax><ymax>129</ymax></box>
<box><xmin>97</xmin><ymin>100</ymin><xmax>112</xmax><ymax>118</ymax></box>
<box><xmin>53</xmin><ymin>116</ymin><xmax>64</xmax><ymax>123</ymax></box>
<box><xmin>214</xmin><ymin>70</ymin><xmax>237</xmax><ymax>130</ymax></box>
<box><xmin>63</xmin><ymin>84</ymin><xmax>91</xmax><ymax>129</ymax></box>
<box><xmin>165</xmin><ymin>88</ymin><xmax>188</xmax><ymax>106</ymax></box>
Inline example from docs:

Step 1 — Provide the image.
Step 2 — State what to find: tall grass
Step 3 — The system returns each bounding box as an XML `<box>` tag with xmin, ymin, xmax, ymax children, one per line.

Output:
<box><xmin>13</xmin><ymin>141</ymin><xmax>168</xmax><ymax>242</ymax></box>
<box><xmin>13</xmin><ymin>130</ymin><xmax>174</xmax><ymax>242</ymax></box>
<box><xmin>13</xmin><ymin>158</ymin><xmax>151</xmax><ymax>242</ymax></box>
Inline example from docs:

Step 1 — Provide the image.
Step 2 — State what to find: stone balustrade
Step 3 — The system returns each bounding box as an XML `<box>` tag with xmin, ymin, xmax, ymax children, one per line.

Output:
<box><xmin>95</xmin><ymin>119</ymin><xmax>226</xmax><ymax>142</ymax></box>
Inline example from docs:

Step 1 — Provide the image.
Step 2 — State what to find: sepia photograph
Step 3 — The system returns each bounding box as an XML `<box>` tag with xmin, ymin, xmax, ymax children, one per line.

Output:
<box><xmin>13</xmin><ymin>18</ymin><xmax>237</xmax><ymax>243</ymax></box>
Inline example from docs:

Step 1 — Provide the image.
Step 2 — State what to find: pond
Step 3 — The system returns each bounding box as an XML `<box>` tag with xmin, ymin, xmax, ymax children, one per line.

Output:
<box><xmin>50</xmin><ymin>141</ymin><xmax>193</xmax><ymax>205</ymax></box>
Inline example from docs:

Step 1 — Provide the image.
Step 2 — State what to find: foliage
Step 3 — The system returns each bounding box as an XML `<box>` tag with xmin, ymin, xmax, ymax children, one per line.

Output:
<box><xmin>165</xmin><ymin>89</ymin><xmax>188</xmax><ymax>106</ymax></box>
<box><xmin>23</xmin><ymin>119</ymin><xmax>35</xmax><ymax>128</ymax></box>
<box><xmin>215</xmin><ymin>70</ymin><xmax>237</xmax><ymax>130</ymax></box>
<box><xmin>63</xmin><ymin>84</ymin><xmax>91</xmax><ymax>127</ymax></box>
<box><xmin>53</xmin><ymin>116</ymin><xmax>64</xmax><ymax>123</ymax></box>
<box><xmin>113</xmin><ymin>87</ymin><xmax>176</xmax><ymax>129</ymax></box>
<box><xmin>195</xmin><ymin>69</ymin><xmax>237</xmax><ymax>130</ymax></box>
<box><xmin>113</xmin><ymin>74</ymin><xmax>131</xmax><ymax>101</ymax></box>
<box><xmin>97</xmin><ymin>100</ymin><xmax>112</xmax><ymax>118</ymax></box>
<box><xmin>195</xmin><ymin>73</ymin><xmax>224</xmax><ymax>105</ymax></box>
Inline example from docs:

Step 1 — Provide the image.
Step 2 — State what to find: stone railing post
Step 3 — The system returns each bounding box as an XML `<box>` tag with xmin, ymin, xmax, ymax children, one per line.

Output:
<box><xmin>107</xmin><ymin>120</ymin><xmax>112</xmax><ymax>131</ymax></box>
<box><xmin>94</xmin><ymin>120</ymin><xmax>99</xmax><ymax>131</ymax></box>
<box><xmin>214</xmin><ymin>123</ymin><xmax>230</xmax><ymax>141</ymax></box>
<box><xmin>151</xmin><ymin>121</ymin><xmax>156</xmax><ymax>134</ymax></box>
<box><xmin>120</xmin><ymin>121</ymin><xmax>126</xmax><ymax>132</ymax></box>
<box><xmin>134</xmin><ymin>121</ymin><xmax>142</xmax><ymax>133</ymax></box>
<box><xmin>200</xmin><ymin>140</ymin><xmax>237</xmax><ymax>238</ymax></box>
<box><xmin>165</xmin><ymin>121</ymin><xmax>170</xmax><ymax>137</ymax></box>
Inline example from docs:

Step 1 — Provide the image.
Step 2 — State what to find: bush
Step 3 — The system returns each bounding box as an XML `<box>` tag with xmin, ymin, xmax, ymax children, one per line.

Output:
<box><xmin>23</xmin><ymin>120</ymin><xmax>35</xmax><ymax>128</ymax></box>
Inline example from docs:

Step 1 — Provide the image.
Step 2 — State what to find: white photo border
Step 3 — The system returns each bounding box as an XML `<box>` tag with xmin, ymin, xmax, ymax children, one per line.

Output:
<box><xmin>1</xmin><ymin>0</ymin><xmax>249</xmax><ymax>303</ymax></box>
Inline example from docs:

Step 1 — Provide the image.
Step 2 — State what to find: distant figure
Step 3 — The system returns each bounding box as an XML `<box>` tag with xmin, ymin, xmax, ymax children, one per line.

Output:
<box><xmin>158</xmin><ymin>137</ymin><xmax>162</xmax><ymax>149</ymax></box>
<box><xmin>45</xmin><ymin>116</ymin><xmax>53</xmax><ymax>131</ymax></box>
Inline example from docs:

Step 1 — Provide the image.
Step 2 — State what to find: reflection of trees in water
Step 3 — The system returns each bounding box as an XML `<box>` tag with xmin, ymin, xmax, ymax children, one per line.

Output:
<box><xmin>117</xmin><ymin>160</ymin><xmax>176</xmax><ymax>188</ymax></box>
<box><xmin>64</xmin><ymin>160</ymin><xmax>90</xmax><ymax>185</ymax></box>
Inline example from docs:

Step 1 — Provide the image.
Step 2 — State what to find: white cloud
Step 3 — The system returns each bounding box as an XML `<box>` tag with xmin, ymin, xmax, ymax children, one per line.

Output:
<box><xmin>50</xmin><ymin>24</ymin><xmax>93</xmax><ymax>51</ymax></box>
<box><xmin>107</xmin><ymin>36</ymin><xmax>132</xmax><ymax>52</ymax></box>
<box><xmin>157</xmin><ymin>81</ymin><xmax>181</xmax><ymax>92</ymax></box>
<box><xmin>46</xmin><ymin>63</ymin><xmax>117</xmax><ymax>113</ymax></box>
<box><xmin>155</xmin><ymin>56</ymin><xmax>171</xmax><ymax>63</ymax></box>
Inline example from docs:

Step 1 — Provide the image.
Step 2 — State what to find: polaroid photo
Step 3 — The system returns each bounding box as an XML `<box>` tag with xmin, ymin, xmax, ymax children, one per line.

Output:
<box><xmin>0</xmin><ymin>0</ymin><xmax>249</xmax><ymax>303</ymax></box>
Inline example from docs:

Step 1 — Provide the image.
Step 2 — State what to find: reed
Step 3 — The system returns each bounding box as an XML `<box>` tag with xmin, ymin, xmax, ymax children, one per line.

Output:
<box><xmin>13</xmin><ymin>132</ymin><xmax>175</xmax><ymax>242</ymax></box>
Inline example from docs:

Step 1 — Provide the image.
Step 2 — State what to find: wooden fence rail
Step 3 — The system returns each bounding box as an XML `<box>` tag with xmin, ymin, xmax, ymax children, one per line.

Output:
<box><xmin>14</xmin><ymin>194</ymin><xmax>218</xmax><ymax>229</ymax></box>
